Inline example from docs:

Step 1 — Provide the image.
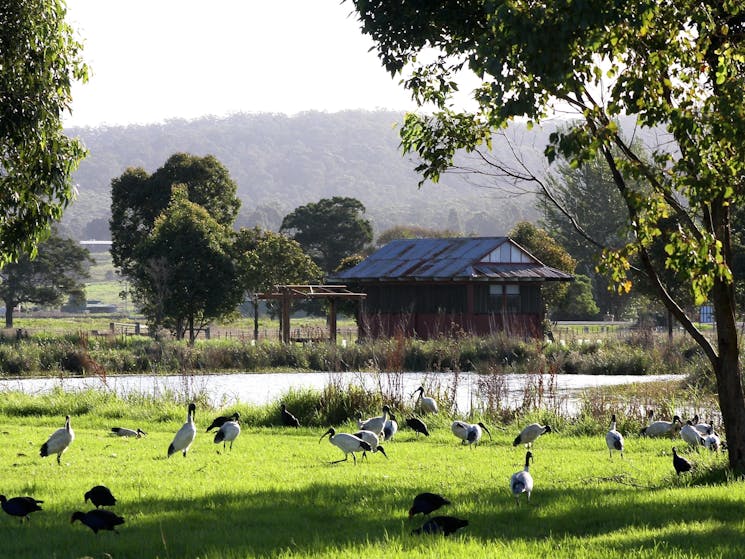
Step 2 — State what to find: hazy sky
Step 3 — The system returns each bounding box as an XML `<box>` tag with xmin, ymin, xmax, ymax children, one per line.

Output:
<box><xmin>63</xmin><ymin>0</ymin><xmax>418</xmax><ymax>127</ymax></box>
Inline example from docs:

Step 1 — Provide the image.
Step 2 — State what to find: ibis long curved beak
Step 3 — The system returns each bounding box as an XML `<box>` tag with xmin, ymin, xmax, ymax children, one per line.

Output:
<box><xmin>377</xmin><ymin>445</ymin><xmax>388</xmax><ymax>459</ymax></box>
<box><xmin>480</xmin><ymin>423</ymin><xmax>492</xmax><ymax>440</ymax></box>
<box><xmin>319</xmin><ymin>428</ymin><xmax>333</xmax><ymax>443</ymax></box>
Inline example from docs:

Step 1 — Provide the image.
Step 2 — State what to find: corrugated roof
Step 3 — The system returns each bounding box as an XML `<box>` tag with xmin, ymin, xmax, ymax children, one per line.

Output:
<box><xmin>328</xmin><ymin>237</ymin><xmax>574</xmax><ymax>283</ymax></box>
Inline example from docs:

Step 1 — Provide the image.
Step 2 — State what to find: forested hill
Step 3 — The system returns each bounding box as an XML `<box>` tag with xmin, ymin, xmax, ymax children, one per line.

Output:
<box><xmin>62</xmin><ymin>110</ymin><xmax>543</xmax><ymax>240</ymax></box>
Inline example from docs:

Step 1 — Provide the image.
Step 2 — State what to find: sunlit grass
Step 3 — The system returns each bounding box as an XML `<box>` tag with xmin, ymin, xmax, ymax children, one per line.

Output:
<box><xmin>0</xmin><ymin>393</ymin><xmax>740</xmax><ymax>559</ymax></box>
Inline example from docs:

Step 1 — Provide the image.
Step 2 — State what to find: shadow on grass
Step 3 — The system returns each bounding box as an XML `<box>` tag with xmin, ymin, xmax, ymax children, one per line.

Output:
<box><xmin>1</xmin><ymin>477</ymin><xmax>744</xmax><ymax>559</ymax></box>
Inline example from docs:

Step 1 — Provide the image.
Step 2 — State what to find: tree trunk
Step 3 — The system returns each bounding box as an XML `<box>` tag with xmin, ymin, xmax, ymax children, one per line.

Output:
<box><xmin>710</xmin><ymin>282</ymin><xmax>745</xmax><ymax>473</ymax></box>
<box><xmin>5</xmin><ymin>304</ymin><xmax>13</xmax><ymax>328</ymax></box>
<box><xmin>188</xmin><ymin>316</ymin><xmax>195</xmax><ymax>346</ymax></box>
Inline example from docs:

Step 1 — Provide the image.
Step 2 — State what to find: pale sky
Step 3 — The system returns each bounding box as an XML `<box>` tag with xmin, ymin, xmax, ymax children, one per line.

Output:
<box><xmin>63</xmin><ymin>0</ymin><xmax>420</xmax><ymax>127</ymax></box>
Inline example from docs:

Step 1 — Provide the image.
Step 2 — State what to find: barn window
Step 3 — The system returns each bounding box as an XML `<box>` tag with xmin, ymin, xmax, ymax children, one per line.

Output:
<box><xmin>474</xmin><ymin>284</ymin><xmax>535</xmax><ymax>314</ymax></box>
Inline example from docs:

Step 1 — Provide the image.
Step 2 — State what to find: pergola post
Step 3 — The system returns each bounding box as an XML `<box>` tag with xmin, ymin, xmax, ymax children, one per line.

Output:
<box><xmin>281</xmin><ymin>288</ymin><xmax>291</xmax><ymax>344</ymax></box>
<box><xmin>256</xmin><ymin>285</ymin><xmax>365</xmax><ymax>344</ymax></box>
<box><xmin>328</xmin><ymin>298</ymin><xmax>337</xmax><ymax>344</ymax></box>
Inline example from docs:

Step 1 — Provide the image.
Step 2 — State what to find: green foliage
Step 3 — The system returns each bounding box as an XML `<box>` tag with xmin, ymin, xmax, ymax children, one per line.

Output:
<box><xmin>509</xmin><ymin>221</ymin><xmax>576</xmax><ymax>313</ymax></box>
<box><xmin>349</xmin><ymin>0</ymin><xmax>745</xmax><ymax>471</ymax></box>
<box><xmin>235</xmin><ymin>227</ymin><xmax>322</xmax><ymax>293</ymax></box>
<box><xmin>110</xmin><ymin>152</ymin><xmax>240</xmax><ymax>279</ymax></box>
<box><xmin>280</xmin><ymin>197</ymin><xmax>374</xmax><ymax>274</ymax></box>
<box><xmin>538</xmin><ymin>151</ymin><xmax>635</xmax><ymax>318</ymax></box>
<box><xmin>0</xmin><ymin>0</ymin><xmax>88</xmax><ymax>265</ymax></box>
<box><xmin>555</xmin><ymin>275</ymin><xmax>601</xmax><ymax>320</ymax></box>
<box><xmin>0</xmin><ymin>230</ymin><xmax>93</xmax><ymax>327</ymax></box>
<box><xmin>376</xmin><ymin>225</ymin><xmax>461</xmax><ymax>247</ymax></box>
<box><xmin>131</xmin><ymin>186</ymin><xmax>243</xmax><ymax>342</ymax></box>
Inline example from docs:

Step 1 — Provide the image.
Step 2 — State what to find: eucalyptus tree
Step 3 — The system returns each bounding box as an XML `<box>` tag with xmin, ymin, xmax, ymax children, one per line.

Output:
<box><xmin>132</xmin><ymin>186</ymin><xmax>242</xmax><ymax>343</ymax></box>
<box><xmin>280</xmin><ymin>197</ymin><xmax>373</xmax><ymax>274</ymax></box>
<box><xmin>349</xmin><ymin>1</ymin><xmax>745</xmax><ymax>470</ymax></box>
<box><xmin>235</xmin><ymin>227</ymin><xmax>322</xmax><ymax>338</ymax></box>
<box><xmin>0</xmin><ymin>0</ymin><xmax>88</xmax><ymax>265</ymax></box>
<box><xmin>0</xmin><ymin>231</ymin><xmax>92</xmax><ymax>327</ymax></box>
<box><xmin>110</xmin><ymin>153</ymin><xmax>240</xmax><ymax>279</ymax></box>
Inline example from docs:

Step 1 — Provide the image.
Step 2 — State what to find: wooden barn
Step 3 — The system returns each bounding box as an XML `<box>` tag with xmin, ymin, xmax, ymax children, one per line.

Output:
<box><xmin>327</xmin><ymin>237</ymin><xmax>573</xmax><ymax>339</ymax></box>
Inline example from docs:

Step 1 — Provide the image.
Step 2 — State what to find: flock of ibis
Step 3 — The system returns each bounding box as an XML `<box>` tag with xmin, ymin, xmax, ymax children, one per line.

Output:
<box><xmin>0</xmin><ymin>383</ymin><xmax>725</xmax><ymax>540</ymax></box>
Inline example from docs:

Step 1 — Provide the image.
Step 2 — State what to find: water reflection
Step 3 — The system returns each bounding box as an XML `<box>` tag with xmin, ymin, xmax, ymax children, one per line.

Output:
<box><xmin>0</xmin><ymin>371</ymin><xmax>680</xmax><ymax>415</ymax></box>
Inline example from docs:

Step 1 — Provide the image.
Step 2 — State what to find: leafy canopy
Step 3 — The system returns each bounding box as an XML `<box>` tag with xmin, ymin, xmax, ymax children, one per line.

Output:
<box><xmin>350</xmin><ymin>0</ymin><xmax>745</xmax><ymax>305</ymax></box>
<box><xmin>132</xmin><ymin>186</ymin><xmax>242</xmax><ymax>342</ymax></box>
<box><xmin>0</xmin><ymin>0</ymin><xmax>88</xmax><ymax>265</ymax></box>
<box><xmin>280</xmin><ymin>197</ymin><xmax>373</xmax><ymax>274</ymax></box>
<box><xmin>110</xmin><ymin>153</ymin><xmax>240</xmax><ymax>278</ymax></box>
<box><xmin>0</xmin><ymin>229</ymin><xmax>92</xmax><ymax>327</ymax></box>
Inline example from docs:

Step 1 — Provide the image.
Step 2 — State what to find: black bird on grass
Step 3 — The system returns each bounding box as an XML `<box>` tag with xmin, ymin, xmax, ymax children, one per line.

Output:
<box><xmin>110</xmin><ymin>427</ymin><xmax>147</xmax><ymax>438</ymax></box>
<box><xmin>84</xmin><ymin>485</ymin><xmax>117</xmax><ymax>508</ymax></box>
<box><xmin>412</xmin><ymin>515</ymin><xmax>468</xmax><ymax>536</ymax></box>
<box><xmin>1</xmin><ymin>495</ymin><xmax>43</xmax><ymax>523</ymax></box>
<box><xmin>409</xmin><ymin>492</ymin><xmax>450</xmax><ymax>517</ymax></box>
<box><xmin>672</xmin><ymin>446</ymin><xmax>693</xmax><ymax>476</ymax></box>
<box><xmin>281</xmin><ymin>403</ymin><xmax>300</xmax><ymax>427</ymax></box>
<box><xmin>205</xmin><ymin>412</ymin><xmax>239</xmax><ymax>433</ymax></box>
<box><xmin>406</xmin><ymin>417</ymin><xmax>430</xmax><ymax>437</ymax></box>
<box><xmin>71</xmin><ymin>509</ymin><xmax>125</xmax><ymax>534</ymax></box>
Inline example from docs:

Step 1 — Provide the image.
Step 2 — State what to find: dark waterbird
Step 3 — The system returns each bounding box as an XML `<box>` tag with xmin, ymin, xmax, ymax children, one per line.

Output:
<box><xmin>205</xmin><ymin>411</ymin><xmax>239</xmax><ymax>432</ymax></box>
<box><xmin>409</xmin><ymin>492</ymin><xmax>450</xmax><ymax>517</ymax></box>
<box><xmin>672</xmin><ymin>446</ymin><xmax>693</xmax><ymax>475</ymax></box>
<box><xmin>412</xmin><ymin>515</ymin><xmax>468</xmax><ymax>536</ymax></box>
<box><xmin>84</xmin><ymin>485</ymin><xmax>117</xmax><ymax>508</ymax></box>
<box><xmin>280</xmin><ymin>403</ymin><xmax>300</xmax><ymax>427</ymax></box>
<box><xmin>71</xmin><ymin>509</ymin><xmax>125</xmax><ymax>534</ymax></box>
<box><xmin>406</xmin><ymin>417</ymin><xmax>430</xmax><ymax>437</ymax></box>
<box><xmin>110</xmin><ymin>427</ymin><xmax>147</xmax><ymax>438</ymax></box>
<box><xmin>1</xmin><ymin>495</ymin><xmax>43</xmax><ymax>523</ymax></box>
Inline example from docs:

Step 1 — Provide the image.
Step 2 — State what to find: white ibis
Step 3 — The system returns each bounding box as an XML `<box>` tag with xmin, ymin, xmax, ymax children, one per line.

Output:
<box><xmin>411</xmin><ymin>386</ymin><xmax>438</xmax><ymax>414</ymax></box>
<box><xmin>510</xmin><ymin>450</ymin><xmax>534</xmax><ymax>505</ymax></box>
<box><xmin>412</xmin><ymin>515</ymin><xmax>468</xmax><ymax>536</ymax></box>
<box><xmin>319</xmin><ymin>428</ymin><xmax>372</xmax><ymax>464</ymax></box>
<box><xmin>1</xmin><ymin>495</ymin><xmax>43</xmax><ymax>522</ymax></box>
<box><xmin>704</xmin><ymin>431</ymin><xmax>721</xmax><ymax>452</ymax></box>
<box><xmin>353</xmin><ymin>429</ymin><xmax>388</xmax><ymax>460</ymax></box>
<box><xmin>205</xmin><ymin>411</ymin><xmax>239</xmax><ymax>433</ymax></box>
<box><xmin>168</xmin><ymin>402</ymin><xmax>196</xmax><ymax>458</ymax></box>
<box><xmin>281</xmin><ymin>404</ymin><xmax>300</xmax><ymax>427</ymax></box>
<box><xmin>383</xmin><ymin>413</ymin><xmax>398</xmax><ymax>441</ymax></box>
<box><xmin>680</xmin><ymin>420</ymin><xmax>706</xmax><ymax>450</ymax></box>
<box><xmin>672</xmin><ymin>446</ymin><xmax>693</xmax><ymax>475</ymax></box>
<box><xmin>451</xmin><ymin>420</ymin><xmax>491</xmax><ymax>447</ymax></box>
<box><xmin>691</xmin><ymin>415</ymin><xmax>714</xmax><ymax>434</ymax></box>
<box><xmin>408</xmin><ymin>492</ymin><xmax>450</xmax><ymax>517</ymax></box>
<box><xmin>84</xmin><ymin>486</ymin><xmax>116</xmax><ymax>508</ymax></box>
<box><xmin>357</xmin><ymin>405</ymin><xmax>391</xmax><ymax>437</ymax></box>
<box><xmin>606</xmin><ymin>414</ymin><xmax>624</xmax><ymax>459</ymax></box>
<box><xmin>639</xmin><ymin>411</ymin><xmax>682</xmax><ymax>437</ymax></box>
<box><xmin>513</xmin><ymin>423</ymin><xmax>551</xmax><ymax>448</ymax></box>
<box><xmin>40</xmin><ymin>415</ymin><xmax>74</xmax><ymax>465</ymax></box>
<box><xmin>110</xmin><ymin>427</ymin><xmax>147</xmax><ymax>438</ymax></box>
<box><xmin>71</xmin><ymin>509</ymin><xmax>125</xmax><ymax>534</ymax></box>
<box><xmin>214</xmin><ymin>420</ymin><xmax>241</xmax><ymax>451</ymax></box>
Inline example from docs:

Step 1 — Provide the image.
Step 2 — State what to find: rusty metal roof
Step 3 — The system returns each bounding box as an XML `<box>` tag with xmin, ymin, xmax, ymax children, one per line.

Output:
<box><xmin>328</xmin><ymin>237</ymin><xmax>573</xmax><ymax>283</ymax></box>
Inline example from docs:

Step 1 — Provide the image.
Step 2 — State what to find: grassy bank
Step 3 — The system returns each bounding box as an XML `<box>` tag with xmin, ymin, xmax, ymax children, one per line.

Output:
<box><xmin>0</xmin><ymin>391</ymin><xmax>738</xmax><ymax>559</ymax></box>
<box><xmin>0</xmin><ymin>330</ymin><xmax>708</xmax><ymax>380</ymax></box>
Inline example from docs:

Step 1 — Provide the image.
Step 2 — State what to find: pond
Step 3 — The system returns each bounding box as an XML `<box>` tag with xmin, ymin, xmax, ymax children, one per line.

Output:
<box><xmin>0</xmin><ymin>371</ymin><xmax>681</xmax><ymax>416</ymax></box>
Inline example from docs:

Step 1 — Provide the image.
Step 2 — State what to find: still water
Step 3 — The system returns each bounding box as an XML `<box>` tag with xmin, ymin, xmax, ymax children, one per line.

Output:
<box><xmin>0</xmin><ymin>371</ymin><xmax>680</xmax><ymax>415</ymax></box>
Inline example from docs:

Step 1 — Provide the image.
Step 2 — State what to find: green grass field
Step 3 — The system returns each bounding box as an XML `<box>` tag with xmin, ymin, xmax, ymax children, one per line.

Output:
<box><xmin>0</xmin><ymin>393</ymin><xmax>740</xmax><ymax>559</ymax></box>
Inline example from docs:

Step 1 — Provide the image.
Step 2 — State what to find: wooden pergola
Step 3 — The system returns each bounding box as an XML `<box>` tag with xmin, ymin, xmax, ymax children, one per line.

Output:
<box><xmin>256</xmin><ymin>285</ymin><xmax>366</xmax><ymax>343</ymax></box>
